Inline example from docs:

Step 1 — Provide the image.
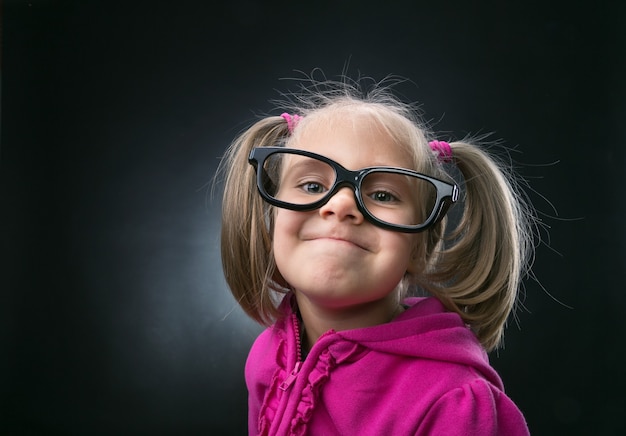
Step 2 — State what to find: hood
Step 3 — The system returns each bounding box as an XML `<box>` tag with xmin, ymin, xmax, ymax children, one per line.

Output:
<box><xmin>335</xmin><ymin>297</ymin><xmax>503</xmax><ymax>387</ymax></box>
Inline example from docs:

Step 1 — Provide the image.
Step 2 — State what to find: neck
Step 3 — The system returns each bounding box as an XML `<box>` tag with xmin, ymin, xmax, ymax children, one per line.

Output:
<box><xmin>294</xmin><ymin>292</ymin><xmax>404</xmax><ymax>352</ymax></box>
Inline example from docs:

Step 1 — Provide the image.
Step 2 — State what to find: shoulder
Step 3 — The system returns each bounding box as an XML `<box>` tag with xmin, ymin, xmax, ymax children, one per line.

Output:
<box><xmin>247</xmin><ymin>326</ymin><xmax>280</xmax><ymax>360</ymax></box>
<box><xmin>419</xmin><ymin>377</ymin><xmax>530</xmax><ymax>436</ymax></box>
<box><xmin>246</xmin><ymin>294</ymin><xmax>295</xmax><ymax>371</ymax></box>
<box><xmin>246</xmin><ymin>323</ymin><xmax>285</xmax><ymax>373</ymax></box>
<box><xmin>246</xmin><ymin>293</ymin><xmax>297</xmax><ymax>373</ymax></box>
<box><xmin>245</xmin><ymin>311</ymin><xmax>294</xmax><ymax>387</ymax></box>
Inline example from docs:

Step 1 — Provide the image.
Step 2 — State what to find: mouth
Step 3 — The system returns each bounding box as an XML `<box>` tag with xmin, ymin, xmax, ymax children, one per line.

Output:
<box><xmin>306</xmin><ymin>235</ymin><xmax>370</xmax><ymax>252</ymax></box>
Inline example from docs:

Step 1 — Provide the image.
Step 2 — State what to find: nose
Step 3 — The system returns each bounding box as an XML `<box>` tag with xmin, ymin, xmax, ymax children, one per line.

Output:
<box><xmin>318</xmin><ymin>187</ymin><xmax>364</xmax><ymax>224</ymax></box>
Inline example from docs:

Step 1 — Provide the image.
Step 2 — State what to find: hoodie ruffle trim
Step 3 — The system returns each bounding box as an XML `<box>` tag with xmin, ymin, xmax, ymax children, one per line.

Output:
<box><xmin>288</xmin><ymin>348</ymin><xmax>336</xmax><ymax>435</ymax></box>
<box><xmin>257</xmin><ymin>312</ymin><xmax>363</xmax><ymax>436</ymax></box>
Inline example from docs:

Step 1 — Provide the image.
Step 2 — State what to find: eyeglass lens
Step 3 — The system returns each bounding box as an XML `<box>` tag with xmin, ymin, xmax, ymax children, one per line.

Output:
<box><xmin>261</xmin><ymin>152</ymin><xmax>438</xmax><ymax>227</ymax></box>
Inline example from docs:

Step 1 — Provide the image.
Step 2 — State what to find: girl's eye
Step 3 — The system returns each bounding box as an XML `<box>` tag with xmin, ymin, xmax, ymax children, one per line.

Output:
<box><xmin>301</xmin><ymin>182</ymin><xmax>326</xmax><ymax>194</ymax></box>
<box><xmin>371</xmin><ymin>191</ymin><xmax>398</xmax><ymax>203</ymax></box>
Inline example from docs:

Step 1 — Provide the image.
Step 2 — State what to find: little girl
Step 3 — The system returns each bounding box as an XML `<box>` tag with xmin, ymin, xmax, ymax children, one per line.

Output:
<box><xmin>219</xmin><ymin>78</ymin><xmax>533</xmax><ymax>435</ymax></box>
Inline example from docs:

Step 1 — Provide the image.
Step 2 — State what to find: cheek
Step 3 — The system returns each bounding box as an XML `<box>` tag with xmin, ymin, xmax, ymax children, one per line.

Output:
<box><xmin>271</xmin><ymin>211</ymin><xmax>287</xmax><ymax>256</ymax></box>
<box><xmin>406</xmin><ymin>233</ymin><xmax>428</xmax><ymax>274</ymax></box>
<box><xmin>271</xmin><ymin>212</ymin><xmax>289</xmax><ymax>283</ymax></box>
<box><xmin>272</xmin><ymin>209</ymin><xmax>304</xmax><ymax>261</ymax></box>
<box><xmin>272</xmin><ymin>209</ymin><xmax>300</xmax><ymax>241</ymax></box>
<box><xmin>377</xmin><ymin>232</ymin><xmax>416</xmax><ymax>266</ymax></box>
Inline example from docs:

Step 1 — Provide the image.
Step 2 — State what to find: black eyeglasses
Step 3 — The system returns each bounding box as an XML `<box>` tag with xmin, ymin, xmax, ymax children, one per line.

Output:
<box><xmin>248</xmin><ymin>147</ymin><xmax>459</xmax><ymax>233</ymax></box>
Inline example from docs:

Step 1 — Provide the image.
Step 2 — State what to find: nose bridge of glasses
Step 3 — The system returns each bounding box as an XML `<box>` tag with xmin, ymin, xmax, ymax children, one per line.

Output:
<box><xmin>320</xmin><ymin>183</ymin><xmax>364</xmax><ymax>221</ymax></box>
<box><xmin>328</xmin><ymin>166</ymin><xmax>362</xmax><ymax>200</ymax></box>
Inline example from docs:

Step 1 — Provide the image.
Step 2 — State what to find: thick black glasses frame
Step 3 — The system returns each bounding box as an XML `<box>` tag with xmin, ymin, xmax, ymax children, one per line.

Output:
<box><xmin>248</xmin><ymin>147</ymin><xmax>459</xmax><ymax>233</ymax></box>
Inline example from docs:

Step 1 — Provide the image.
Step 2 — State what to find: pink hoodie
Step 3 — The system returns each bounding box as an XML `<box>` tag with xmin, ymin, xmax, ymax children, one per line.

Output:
<box><xmin>246</xmin><ymin>295</ymin><xmax>530</xmax><ymax>435</ymax></box>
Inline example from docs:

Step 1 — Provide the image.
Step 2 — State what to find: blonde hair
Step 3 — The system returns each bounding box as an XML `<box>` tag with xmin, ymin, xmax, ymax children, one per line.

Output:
<box><xmin>218</xmin><ymin>78</ymin><xmax>536</xmax><ymax>351</ymax></box>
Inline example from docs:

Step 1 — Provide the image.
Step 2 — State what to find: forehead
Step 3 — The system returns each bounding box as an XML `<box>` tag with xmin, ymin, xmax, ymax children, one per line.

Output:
<box><xmin>289</xmin><ymin>110</ymin><xmax>415</xmax><ymax>170</ymax></box>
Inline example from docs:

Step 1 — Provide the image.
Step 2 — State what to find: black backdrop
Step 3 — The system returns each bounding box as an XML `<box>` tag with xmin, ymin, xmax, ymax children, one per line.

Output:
<box><xmin>2</xmin><ymin>1</ymin><xmax>625</xmax><ymax>435</ymax></box>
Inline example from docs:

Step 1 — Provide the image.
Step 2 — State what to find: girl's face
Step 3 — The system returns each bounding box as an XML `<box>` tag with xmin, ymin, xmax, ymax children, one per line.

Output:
<box><xmin>272</xmin><ymin>115</ymin><xmax>419</xmax><ymax>313</ymax></box>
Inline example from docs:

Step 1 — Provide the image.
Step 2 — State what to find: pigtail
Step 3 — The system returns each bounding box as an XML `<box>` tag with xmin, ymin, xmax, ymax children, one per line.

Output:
<box><xmin>424</xmin><ymin>141</ymin><xmax>534</xmax><ymax>351</ymax></box>
<box><xmin>219</xmin><ymin>116</ymin><xmax>291</xmax><ymax>325</ymax></box>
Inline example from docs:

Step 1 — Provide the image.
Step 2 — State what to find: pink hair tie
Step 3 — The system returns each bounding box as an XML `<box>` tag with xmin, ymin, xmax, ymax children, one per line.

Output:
<box><xmin>429</xmin><ymin>140</ymin><xmax>453</xmax><ymax>163</ymax></box>
<box><xmin>281</xmin><ymin>112</ymin><xmax>302</xmax><ymax>134</ymax></box>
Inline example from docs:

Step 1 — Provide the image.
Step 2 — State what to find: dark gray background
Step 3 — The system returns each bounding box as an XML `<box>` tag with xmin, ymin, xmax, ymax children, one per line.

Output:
<box><xmin>2</xmin><ymin>1</ymin><xmax>625</xmax><ymax>435</ymax></box>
